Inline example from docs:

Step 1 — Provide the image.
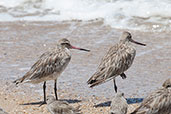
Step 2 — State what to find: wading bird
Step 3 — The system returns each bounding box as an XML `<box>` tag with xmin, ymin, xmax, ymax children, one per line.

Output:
<box><xmin>87</xmin><ymin>31</ymin><xmax>146</xmax><ymax>93</ymax></box>
<box><xmin>131</xmin><ymin>78</ymin><xmax>171</xmax><ymax>114</ymax></box>
<box><xmin>14</xmin><ymin>38</ymin><xmax>90</xmax><ymax>105</ymax></box>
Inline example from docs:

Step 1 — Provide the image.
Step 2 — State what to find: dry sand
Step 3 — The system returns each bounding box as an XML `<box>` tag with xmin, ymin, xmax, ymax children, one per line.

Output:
<box><xmin>0</xmin><ymin>81</ymin><xmax>138</xmax><ymax>114</ymax></box>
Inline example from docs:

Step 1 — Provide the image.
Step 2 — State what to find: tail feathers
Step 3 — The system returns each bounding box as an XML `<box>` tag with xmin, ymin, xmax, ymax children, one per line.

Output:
<box><xmin>13</xmin><ymin>78</ymin><xmax>24</xmax><ymax>85</ymax></box>
<box><xmin>13</xmin><ymin>71</ymin><xmax>31</xmax><ymax>85</ymax></box>
<box><xmin>13</xmin><ymin>72</ymin><xmax>30</xmax><ymax>85</ymax></box>
<box><xmin>75</xmin><ymin>105</ymin><xmax>81</xmax><ymax>112</ymax></box>
<box><xmin>87</xmin><ymin>72</ymin><xmax>115</xmax><ymax>88</ymax></box>
<box><xmin>130</xmin><ymin>112</ymin><xmax>135</xmax><ymax>114</ymax></box>
<box><xmin>130</xmin><ymin>107</ymin><xmax>141</xmax><ymax>114</ymax></box>
<box><xmin>130</xmin><ymin>110</ymin><xmax>139</xmax><ymax>114</ymax></box>
<box><xmin>87</xmin><ymin>78</ymin><xmax>96</xmax><ymax>85</ymax></box>
<box><xmin>87</xmin><ymin>70</ymin><xmax>107</xmax><ymax>88</ymax></box>
<box><xmin>89</xmin><ymin>79</ymin><xmax>105</xmax><ymax>88</ymax></box>
<box><xmin>75</xmin><ymin>105</ymin><xmax>81</xmax><ymax>110</ymax></box>
<box><xmin>87</xmin><ymin>70</ymin><xmax>105</xmax><ymax>83</ymax></box>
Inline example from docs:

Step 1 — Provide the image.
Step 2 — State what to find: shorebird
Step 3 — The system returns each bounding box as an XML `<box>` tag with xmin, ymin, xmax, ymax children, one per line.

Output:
<box><xmin>13</xmin><ymin>38</ymin><xmax>90</xmax><ymax>105</ymax></box>
<box><xmin>131</xmin><ymin>78</ymin><xmax>171</xmax><ymax>114</ymax></box>
<box><xmin>46</xmin><ymin>95</ymin><xmax>81</xmax><ymax>114</ymax></box>
<box><xmin>87</xmin><ymin>31</ymin><xmax>146</xmax><ymax>93</ymax></box>
<box><xmin>109</xmin><ymin>93</ymin><xmax>128</xmax><ymax>114</ymax></box>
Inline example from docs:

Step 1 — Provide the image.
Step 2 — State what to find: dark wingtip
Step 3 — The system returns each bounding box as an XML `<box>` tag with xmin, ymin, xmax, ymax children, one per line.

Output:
<box><xmin>13</xmin><ymin>79</ymin><xmax>20</xmax><ymax>85</ymax></box>
<box><xmin>87</xmin><ymin>80</ymin><xmax>97</xmax><ymax>88</ymax></box>
<box><xmin>13</xmin><ymin>80</ymin><xmax>16</xmax><ymax>84</ymax></box>
<box><xmin>130</xmin><ymin>112</ymin><xmax>136</xmax><ymax>114</ymax></box>
<box><xmin>87</xmin><ymin>80</ymin><xmax>96</xmax><ymax>84</ymax></box>
<box><xmin>87</xmin><ymin>78</ymin><xmax>96</xmax><ymax>84</ymax></box>
<box><xmin>89</xmin><ymin>85</ymin><xmax>94</xmax><ymax>88</ymax></box>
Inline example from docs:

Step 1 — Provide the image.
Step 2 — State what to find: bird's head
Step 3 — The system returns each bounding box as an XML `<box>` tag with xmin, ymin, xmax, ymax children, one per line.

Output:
<box><xmin>116</xmin><ymin>93</ymin><xmax>124</xmax><ymax>98</ymax></box>
<box><xmin>162</xmin><ymin>78</ymin><xmax>171</xmax><ymax>88</ymax></box>
<box><xmin>58</xmin><ymin>38</ymin><xmax>90</xmax><ymax>52</ymax></box>
<box><xmin>120</xmin><ymin>31</ymin><xmax>146</xmax><ymax>46</ymax></box>
<box><xmin>46</xmin><ymin>95</ymin><xmax>56</xmax><ymax>104</ymax></box>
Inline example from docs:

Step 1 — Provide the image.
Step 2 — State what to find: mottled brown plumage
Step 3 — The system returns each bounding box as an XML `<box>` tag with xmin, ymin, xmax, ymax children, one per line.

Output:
<box><xmin>131</xmin><ymin>78</ymin><xmax>171</xmax><ymax>114</ymax></box>
<box><xmin>13</xmin><ymin>38</ymin><xmax>90</xmax><ymax>105</ymax></box>
<box><xmin>87</xmin><ymin>31</ymin><xmax>146</xmax><ymax>92</ymax></box>
<box><xmin>47</xmin><ymin>95</ymin><xmax>81</xmax><ymax>114</ymax></box>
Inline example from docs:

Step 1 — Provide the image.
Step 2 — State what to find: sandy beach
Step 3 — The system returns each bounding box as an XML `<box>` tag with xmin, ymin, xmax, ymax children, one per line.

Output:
<box><xmin>0</xmin><ymin>21</ymin><xmax>170</xmax><ymax>114</ymax></box>
<box><xmin>0</xmin><ymin>82</ymin><xmax>139</xmax><ymax>114</ymax></box>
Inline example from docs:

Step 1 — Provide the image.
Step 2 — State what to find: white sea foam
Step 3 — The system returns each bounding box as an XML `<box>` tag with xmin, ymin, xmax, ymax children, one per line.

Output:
<box><xmin>0</xmin><ymin>0</ymin><xmax>171</xmax><ymax>31</ymax></box>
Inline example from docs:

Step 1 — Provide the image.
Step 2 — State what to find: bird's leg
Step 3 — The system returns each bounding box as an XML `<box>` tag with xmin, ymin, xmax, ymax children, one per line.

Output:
<box><xmin>39</xmin><ymin>81</ymin><xmax>46</xmax><ymax>106</ymax></box>
<box><xmin>113</xmin><ymin>78</ymin><xmax>117</xmax><ymax>93</ymax></box>
<box><xmin>54</xmin><ymin>79</ymin><xmax>58</xmax><ymax>100</ymax></box>
<box><xmin>120</xmin><ymin>73</ymin><xmax>127</xmax><ymax>79</ymax></box>
<box><xmin>43</xmin><ymin>81</ymin><xmax>47</xmax><ymax>103</ymax></box>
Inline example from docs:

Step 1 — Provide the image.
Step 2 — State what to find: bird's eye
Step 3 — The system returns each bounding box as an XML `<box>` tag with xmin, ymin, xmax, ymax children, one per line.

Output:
<box><xmin>128</xmin><ymin>35</ymin><xmax>131</xmax><ymax>38</ymax></box>
<box><xmin>61</xmin><ymin>43</ymin><xmax>68</xmax><ymax>45</ymax></box>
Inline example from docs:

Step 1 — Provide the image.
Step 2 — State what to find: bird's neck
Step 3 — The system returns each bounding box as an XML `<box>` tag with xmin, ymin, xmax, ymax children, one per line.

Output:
<box><xmin>119</xmin><ymin>41</ymin><xmax>134</xmax><ymax>50</ymax></box>
<box><xmin>119</xmin><ymin>40</ymin><xmax>130</xmax><ymax>45</ymax></box>
<box><xmin>55</xmin><ymin>45</ymin><xmax>71</xmax><ymax>56</ymax></box>
<box><xmin>56</xmin><ymin>44</ymin><xmax>69</xmax><ymax>50</ymax></box>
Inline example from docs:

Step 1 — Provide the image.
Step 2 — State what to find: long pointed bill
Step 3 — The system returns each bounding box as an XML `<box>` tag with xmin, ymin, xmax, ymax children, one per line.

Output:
<box><xmin>71</xmin><ymin>45</ymin><xmax>90</xmax><ymax>52</ymax></box>
<box><xmin>130</xmin><ymin>39</ymin><xmax>146</xmax><ymax>46</ymax></box>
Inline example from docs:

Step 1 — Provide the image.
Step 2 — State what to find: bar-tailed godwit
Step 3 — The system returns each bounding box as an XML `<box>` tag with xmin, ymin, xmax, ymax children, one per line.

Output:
<box><xmin>131</xmin><ymin>78</ymin><xmax>171</xmax><ymax>114</ymax></box>
<box><xmin>87</xmin><ymin>31</ymin><xmax>146</xmax><ymax>93</ymax></box>
<box><xmin>14</xmin><ymin>38</ymin><xmax>90</xmax><ymax>105</ymax></box>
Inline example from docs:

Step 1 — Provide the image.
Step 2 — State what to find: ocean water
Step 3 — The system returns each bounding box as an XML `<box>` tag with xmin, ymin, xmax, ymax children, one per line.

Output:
<box><xmin>0</xmin><ymin>0</ymin><xmax>171</xmax><ymax>32</ymax></box>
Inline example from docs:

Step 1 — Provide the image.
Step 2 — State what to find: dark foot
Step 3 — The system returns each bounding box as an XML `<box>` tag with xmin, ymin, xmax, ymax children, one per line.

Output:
<box><xmin>39</xmin><ymin>101</ymin><xmax>47</xmax><ymax>107</ymax></box>
<box><xmin>120</xmin><ymin>73</ymin><xmax>127</xmax><ymax>79</ymax></box>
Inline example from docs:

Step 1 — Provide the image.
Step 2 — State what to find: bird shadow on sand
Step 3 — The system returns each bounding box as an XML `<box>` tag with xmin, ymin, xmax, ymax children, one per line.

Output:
<box><xmin>59</xmin><ymin>99</ymin><xmax>81</xmax><ymax>104</ymax></box>
<box><xmin>126</xmin><ymin>98</ymin><xmax>143</xmax><ymax>104</ymax></box>
<box><xmin>94</xmin><ymin>101</ymin><xmax>111</xmax><ymax>107</ymax></box>
<box><xmin>20</xmin><ymin>101</ymin><xmax>44</xmax><ymax>105</ymax></box>
<box><xmin>20</xmin><ymin>99</ymin><xmax>81</xmax><ymax>106</ymax></box>
<box><xmin>94</xmin><ymin>98</ymin><xmax>144</xmax><ymax>108</ymax></box>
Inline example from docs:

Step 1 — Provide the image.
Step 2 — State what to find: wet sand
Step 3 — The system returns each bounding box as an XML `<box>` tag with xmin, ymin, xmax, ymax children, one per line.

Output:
<box><xmin>0</xmin><ymin>21</ymin><xmax>170</xmax><ymax>113</ymax></box>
